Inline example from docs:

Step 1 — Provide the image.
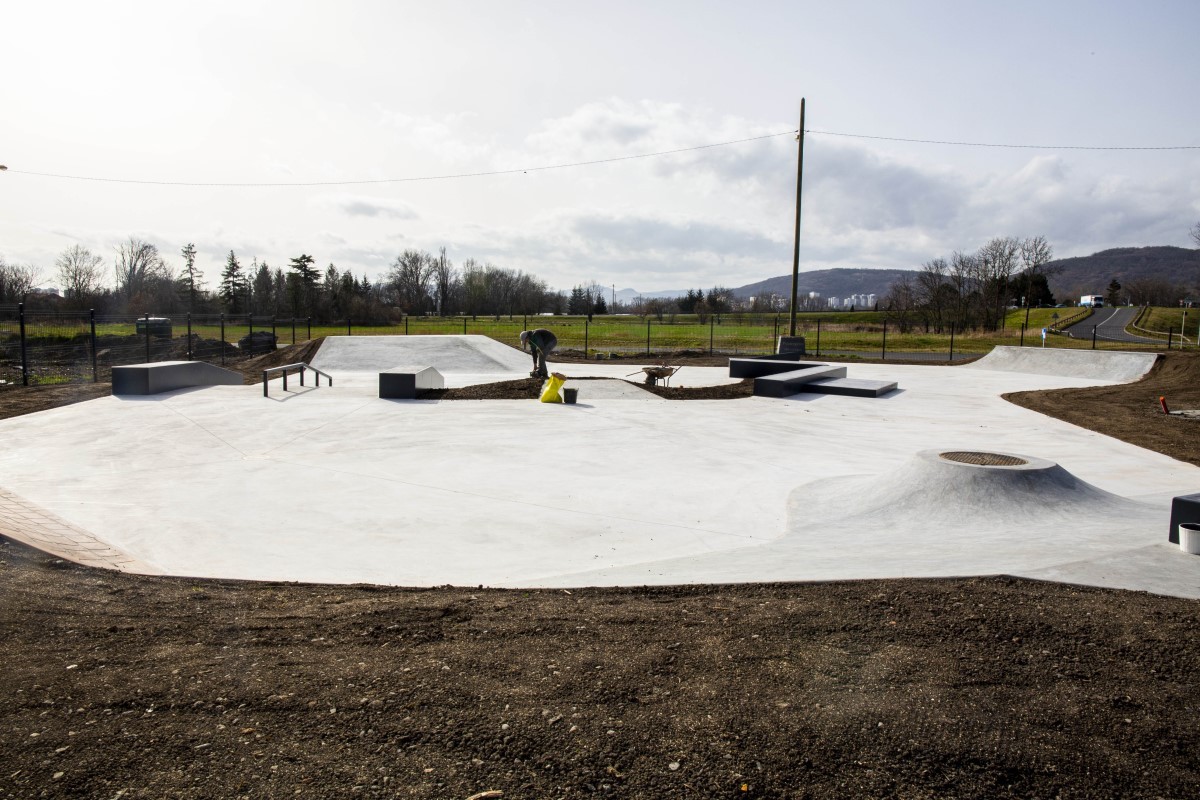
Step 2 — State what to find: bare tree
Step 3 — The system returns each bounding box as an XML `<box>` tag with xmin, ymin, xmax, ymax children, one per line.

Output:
<box><xmin>883</xmin><ymin>273</ymin><xmax>918</xmax><ymax>333</ymax></box>
<box><xmin>915</xmin><ymin>258</ymin><xmax>949</xmax><ymax>332</ymax></box>
<box><xmin>387</xmin><ymin>250</ymin><xmax>434</xmax><ymax>314</ymax></box>
<box><xmin>430</xmin><ymin>247</ymin><xmax>458</xmax><ymax>315</ymax></box>
<box><xmin>114</xmin><ymin>237</ymin><xmax>169</xmax><ymax>301</ymax></box>
<box><xmin>977</xmin><ymin>236</ymin><xmax>1020</xmax><ymax>330</ymax></box>
<box><xmin>55</xmin><ymin>245</ymin><xmax>105</xmax><ymax>308</ymax></box>
<box><xmin>1191</xmin><ymin>220</ymin><xmax>1200</xmax><ymax>248</ymax></box>
<box><xmin>0</xmin><ymin>257</ymin><xmax>41</xmax><ymax>303</ymax></box>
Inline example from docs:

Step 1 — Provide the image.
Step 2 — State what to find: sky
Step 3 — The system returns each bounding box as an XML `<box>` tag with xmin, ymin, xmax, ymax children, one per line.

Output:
<box><xmin>2</xmin><ymin>0</ymin><xmax>1198</xmax><ymax>294</ymax></box>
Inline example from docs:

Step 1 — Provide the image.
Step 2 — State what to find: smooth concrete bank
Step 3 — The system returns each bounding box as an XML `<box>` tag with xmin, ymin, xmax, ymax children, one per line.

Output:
<box><xmin>1</xmin><ymin>340</ymin><xmax>1197</xmax><ymax>597</ymax></box>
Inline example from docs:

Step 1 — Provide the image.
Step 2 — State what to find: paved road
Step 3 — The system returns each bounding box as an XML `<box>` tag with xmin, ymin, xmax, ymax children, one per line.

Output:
<box><xmin>1059</xmin><ymin>307</ymin><xmax>1161</xmax><ymax>344</ymax></box>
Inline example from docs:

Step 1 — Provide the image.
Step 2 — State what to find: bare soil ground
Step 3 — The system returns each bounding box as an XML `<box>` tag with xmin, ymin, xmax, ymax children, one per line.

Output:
<box><xmin>1</xmin><ymin>347</ymin><xmax>1198</xmax><ymax>798</ymax></box>
<box><xmin>1005</xmin><ymin>351</ymin><xmax>1200</xmax><ymax>467</ymax></box>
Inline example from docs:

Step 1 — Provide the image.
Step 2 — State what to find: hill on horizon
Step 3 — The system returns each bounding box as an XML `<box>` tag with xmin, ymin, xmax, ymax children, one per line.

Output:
<box><xmin>613</xmin><ymin>246</ymin><xmax>1198</xmax><ymax>307</ymax></box>
<box><xmin>1046</xmin><ymin>246</ymin><xmax>1200</xmax><ymax>300</ymax></box>
<box><xmin>732</xmin><ymin>268</ymin><xmax>912</xmax><ymax>301</ymax></box>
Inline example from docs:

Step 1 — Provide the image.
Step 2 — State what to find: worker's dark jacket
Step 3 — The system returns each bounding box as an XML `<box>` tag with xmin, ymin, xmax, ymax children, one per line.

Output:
<box><xmin>527</xmin><ymin>329</ymin><xmax>557</xmax><ymax>354</ymax></box>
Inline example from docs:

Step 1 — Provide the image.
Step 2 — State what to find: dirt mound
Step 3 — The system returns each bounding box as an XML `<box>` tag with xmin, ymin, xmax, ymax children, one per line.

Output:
<box><xmin>233</xmin><ymin>338</ymin><xmax>327</xmax><ymax>384</ymax></box>
<box><xmin>1005</xmin><ymin>350</ymin><xmax>1200</xmax><ymax>466</ymax></box>
<box><xmin>419</xmin><ymin>376</ymin><xmax>755</xmax><ymax>401</ymax></box>
<box><xmin>0</xmin><ymin>382</ymin><xmax>111</xmax><ymax>421</ymax></box>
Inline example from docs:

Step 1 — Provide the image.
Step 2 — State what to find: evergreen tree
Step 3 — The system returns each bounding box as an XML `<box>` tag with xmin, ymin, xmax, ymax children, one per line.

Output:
<box><xmin>1105</xmin><ymin>278</ymin><xmax>1123</xmax><ymax>307</ymax></box>
<box><xmin>219</xmin><ymin>250</ymin><xmax>244</xmax><ymax>313</ymax></box>
<box><xmin>593</xmin><ymin>294</ymin><xmax>608</xmax><ymax>315</ymax></box>
<box><xmin>179</xmin><ymin>242</ymin><xmax>200</xmax><ymax>310</ymax></box>
<box><xmin>567</xmin><ymin>286</ymin><xmax>587</xmax><ymax>315</ymax></box>
<box><xmin>288</xmin><ymin>254</ymin><xmax>319</xmax><ymax>315</ymax></box>
<box><xmin>252</xmin><ymin>262</ymin><xmax>273</xmax><ymax>314</ymax></box>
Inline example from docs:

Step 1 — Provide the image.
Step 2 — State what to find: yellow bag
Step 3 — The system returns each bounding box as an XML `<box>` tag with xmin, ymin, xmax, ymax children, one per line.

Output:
<box><xmin>540</xmin><ymin>372</ymin><xmax>566</xmax><ymax>403</ymax></box>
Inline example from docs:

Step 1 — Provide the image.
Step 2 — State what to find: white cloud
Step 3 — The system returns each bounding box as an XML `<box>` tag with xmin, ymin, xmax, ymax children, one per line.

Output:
<box><xmin>315</xmin><ymin>194</ymin><xmax>419</xmax><ymax>220</ymax></box>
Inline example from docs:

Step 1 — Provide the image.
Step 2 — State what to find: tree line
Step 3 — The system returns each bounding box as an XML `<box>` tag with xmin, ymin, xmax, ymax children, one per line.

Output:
<box><xmin>3</xmin><ymin>239</ymin><xmax>589</xmax><ymax>321</ymax></box>
<box><xmin>882</xmin><ymin>235</ymin><xmax>1058</xmax><ymax>333</ymax></box>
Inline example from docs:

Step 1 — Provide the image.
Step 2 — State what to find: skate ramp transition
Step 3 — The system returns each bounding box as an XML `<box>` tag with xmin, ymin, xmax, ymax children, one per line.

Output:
<box><xmin>965</xmin><ymin>346</ymin><xmax>1157</xmax><ymax>383</ymax></box>
<box><xmin>311</xmin><ymin>335</ymin><xmax>530</xmax><ymax>375</ymax></box>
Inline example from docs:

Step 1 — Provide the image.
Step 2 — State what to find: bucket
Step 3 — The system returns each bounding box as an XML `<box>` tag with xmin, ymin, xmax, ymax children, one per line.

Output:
<box><xmin>563</xmin><ymin>387</ymin><xmax>578</xmax><ymax>404</ymax></box>
<box><xmin>1180</xmin><ymin>522</ymin><xmax>1200</xmax><ymax>555</ymax></box>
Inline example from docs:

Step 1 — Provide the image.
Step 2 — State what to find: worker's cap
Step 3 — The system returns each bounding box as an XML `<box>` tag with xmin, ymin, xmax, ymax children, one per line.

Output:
<box><xmin>518</xmin><ymin>330</ymin><xmax>530</xmax><ymax>345</ymax></box>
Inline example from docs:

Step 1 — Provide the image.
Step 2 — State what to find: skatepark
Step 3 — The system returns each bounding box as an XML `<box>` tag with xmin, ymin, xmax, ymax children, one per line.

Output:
<box><xmin>0</xmin><ymin>335</ymin><xmax>1196</xmax><ymax>597</ymax></box>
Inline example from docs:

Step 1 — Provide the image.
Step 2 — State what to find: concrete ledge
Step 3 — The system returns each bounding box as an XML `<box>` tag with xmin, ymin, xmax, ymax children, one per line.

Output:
<box><xmin>729</xmin><ymin>354</ymin><xmax>813</xmax><ymax>379</ymax></box>
<box><xmin>753</xmin><ymin>365</ymin><xmax>848</xmax><ymax>397</ymax></box>
<box><xmin>379</xmin><ymin>365</ymin><xmax>445</xmax><ymax>399</ymax></box>
<box><xmin>112</xmin><ymin>361</ymin><xmax>243</xmax><ymax>395</ymax></box>
<box><xmin>806</xmin><ymin>377</ymin><xmax>898</xmax><ymax>398</ymax></box>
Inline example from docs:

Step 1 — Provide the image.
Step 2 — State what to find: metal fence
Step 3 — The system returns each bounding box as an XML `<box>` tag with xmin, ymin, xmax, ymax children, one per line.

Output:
<box><xmin>0</xmin><ymin>304</ymin><xmax>1181</xmax><ymax>387</ymax></box>
<box><xmin>0</xmin><ymin>305</ymin><xmax>315</xmax><ymax>386</ymax></box>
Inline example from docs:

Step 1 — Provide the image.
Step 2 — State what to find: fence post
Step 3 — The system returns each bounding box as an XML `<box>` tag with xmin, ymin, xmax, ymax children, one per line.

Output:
<box><xmin>584</xmin><ymin>319</ymin><xmax>589</xmax><ymax>356</ymax></box>
<box><xmin>1091</xmin><ymin>326</ymin><xmax>1097</xmax><ymax>350</ymax></box>
<box><xmin>405</xmin><ymin>316</ymin><xmax>409</xmax><ymax>335</ymax></box>
<box><xmin>709</xmin><ymin>316</ymin><xmax>714</xmax><ymax>355</ymax></box>
<box><xmin>646</xmin><ymin>319</ymin><xmax>651</xmax><ymax>355</ymax></box>
<box><xmin>18</xmin><ymin>303</ymin><xmax>28</xmax><ymax>386</ymax></box>
<box><xmin>143</xmin><ymin>312</ymin><xmax>151</xmax><ymax>363</ymax></box>
<box><xmin>347</xmin><ymin>318</ymin><xmax>352</xmax><ymax>336</ymax></box>
<box><xmin>949</xmin><ymin>323</ymin><xmax>955</xmax><ymax>362</ymax></box>
<box><xmin>248</xmin><ymin>314</ymin><xmax>253</xmax><ymax>338</ymax></box>
<box><xmin>186</xmin><ymin>312</ymin><xmax>192</xmax><ymax>360</ymax></box>
<box><xmin>90</xmin><ymin>309</ymin><xmax>98</xmax><ymax>382</ymax></box>
<box><xmin>463</xmin><ymin>317</ymin><xmax>467</xmax><ymax>335</ymax></box>
<box><xmin>271</xmin><ymin>317</ymin><xmax>276</xmax><ymax>347</ymax></box>
<box><xmin>220</xmin><ymin>313</ymin><xmax>225</xmax><ymax>365</ymax></box>
<box><xmin>773</xmin><ymin>316</ymin><xmax>778</xmax><ymax>343</ymax></box>
<box><xmin>816</xmin><ymin>318</ymin><xmax>821</xmax><ymax>357</ymax></box>
<box><xmin>1167</xmin><ymin>331</ymin><xmax>1172</xmax><ymax>350</ymax></box>
<box><xmin>307</xmin><ymin>318</ymin><xmax>311</xmax><ymax>339</ymax></box>
<box><xmin>881</xmin><ymin>320</ymin><xmax>887</xmax><ymax>360</ymax></box>
<box><xmin>292</xmin><ymin>318</ymin><xmax>297</xmax><ymax>345</ymax></box>
<box><xmin>1020</xmin><ymin>324</ymin><xmax>1025</xmax><ymax>347</ymax></box>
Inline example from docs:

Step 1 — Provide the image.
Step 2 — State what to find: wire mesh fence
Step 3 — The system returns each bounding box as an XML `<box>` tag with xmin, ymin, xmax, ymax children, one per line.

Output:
<box><xmin>0</xmin><ymin>304</ymin><xmax>1182</xmax><ymax>387</ymax></box>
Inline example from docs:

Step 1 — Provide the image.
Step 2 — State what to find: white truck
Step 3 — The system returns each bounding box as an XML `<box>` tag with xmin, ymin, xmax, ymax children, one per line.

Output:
<box><xmin>1080</xmin><ymin>295</ymin><xmax>1104</xmax><ymax>308</ymax></box>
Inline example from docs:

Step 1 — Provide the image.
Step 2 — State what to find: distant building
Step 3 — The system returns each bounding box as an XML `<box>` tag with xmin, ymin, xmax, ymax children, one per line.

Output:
<box><xmin>827</xmin><ymin>296</ymin><xmax>840</xmax><ymax>308</ymax></box>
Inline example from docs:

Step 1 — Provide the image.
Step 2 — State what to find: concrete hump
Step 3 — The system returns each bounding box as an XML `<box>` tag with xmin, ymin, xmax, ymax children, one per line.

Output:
<box><xmin>964</xmin><ymin>346</ymin><xmax>1157</xmax><ymax>383</ymax></box>
<box><xmin>311</xmin><ymin>335</ymin><xmax>530</xmax><ymax>375</ymax></box>
<box><xmin>786</xmin><ymin>449</ymin><xmax>1152</xmax><ymax>534</ymax></box>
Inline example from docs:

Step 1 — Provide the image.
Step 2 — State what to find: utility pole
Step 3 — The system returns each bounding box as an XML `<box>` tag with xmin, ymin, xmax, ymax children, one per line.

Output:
<box><xmin>789</xmin><ymin>99</ymin><xmax>806</xmax><ymax>337</ymax></box>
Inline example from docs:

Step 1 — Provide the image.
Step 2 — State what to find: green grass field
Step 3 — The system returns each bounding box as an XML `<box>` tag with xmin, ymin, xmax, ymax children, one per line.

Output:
<box><xmin>1132</xmin><ymin>307</ymin><xmax>1198</xmax><ymax>344</ymax></box>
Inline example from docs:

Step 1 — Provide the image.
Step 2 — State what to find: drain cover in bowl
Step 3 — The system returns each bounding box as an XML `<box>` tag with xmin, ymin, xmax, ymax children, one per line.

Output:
<box><xmin>939</xmin><ymin>451</ymin><xmax>1029</xmax><ymax>467</ymax></box>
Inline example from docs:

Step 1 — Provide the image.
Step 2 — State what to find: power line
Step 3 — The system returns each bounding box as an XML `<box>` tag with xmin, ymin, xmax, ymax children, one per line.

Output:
<box><xmin>6</xmin><ymin>126</ymin><xmax>1193</xmax><ymax>188</ymax></box>
<box><xmin>1</xmin><ymin>130</ymin><xmax>799</xmax><ymax>187</ymax></box>
<box><xmin>805</xmin><ymin>129</ymin><xmax>1200</xmax><ymax>151</ymax></box>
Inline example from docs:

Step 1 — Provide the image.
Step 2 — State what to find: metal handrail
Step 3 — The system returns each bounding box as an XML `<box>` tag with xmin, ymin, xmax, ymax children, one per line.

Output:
<box><xmin>263</xmin><ymin>362</ymin><xmax>332</xmax><ymax>397</ymax></box>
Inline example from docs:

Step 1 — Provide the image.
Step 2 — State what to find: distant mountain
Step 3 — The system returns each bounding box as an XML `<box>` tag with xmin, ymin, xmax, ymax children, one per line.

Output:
<box><xmin>1047</xmin><ymin>246</ymin><xmax>1200</xmax><ymax>299</ymax></box>
<box><xmin>613</xmin><ymin>287</ymin><xmax>690</xmax><ymax>303</ymax></box>
<box><xmin>613</xmin><ymin>247</ymin><xmax>1199</xmax><ymax>308</ymax></box>
<box><xmin>732</xmin><ymin>268</ymin><xmax>913</xmax><ymax>301</ymax></box>
<box><xmin>613</xmin><ymin>270</ymin><xmax>909</xmax><ymax>305</ymax></box>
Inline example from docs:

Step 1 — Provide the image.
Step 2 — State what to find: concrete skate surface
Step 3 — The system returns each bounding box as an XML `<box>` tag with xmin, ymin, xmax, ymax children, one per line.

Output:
<box><xmin>1</xmin><ymin>338</ymin><xmax>1196</xmax><ymax>597</ymax></box>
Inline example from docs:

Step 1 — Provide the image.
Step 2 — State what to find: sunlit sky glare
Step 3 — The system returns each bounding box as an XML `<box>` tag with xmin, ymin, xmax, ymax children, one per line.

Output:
<box><xmin>3</xmin><ymin>0</ymin><xmax>1198</xmax><ymax>294</ymax></box>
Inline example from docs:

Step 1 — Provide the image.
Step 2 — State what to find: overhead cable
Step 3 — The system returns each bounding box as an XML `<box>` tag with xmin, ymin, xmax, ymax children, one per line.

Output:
<box><xmin>1</xmin><ymin>131</ymin><xmax>799</xmax><ymax>187</ymax></box>
<box><xmin>805</xmin><ymin>129</ymin><xmax>1200</xmax><ymax>151</ymax></box>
